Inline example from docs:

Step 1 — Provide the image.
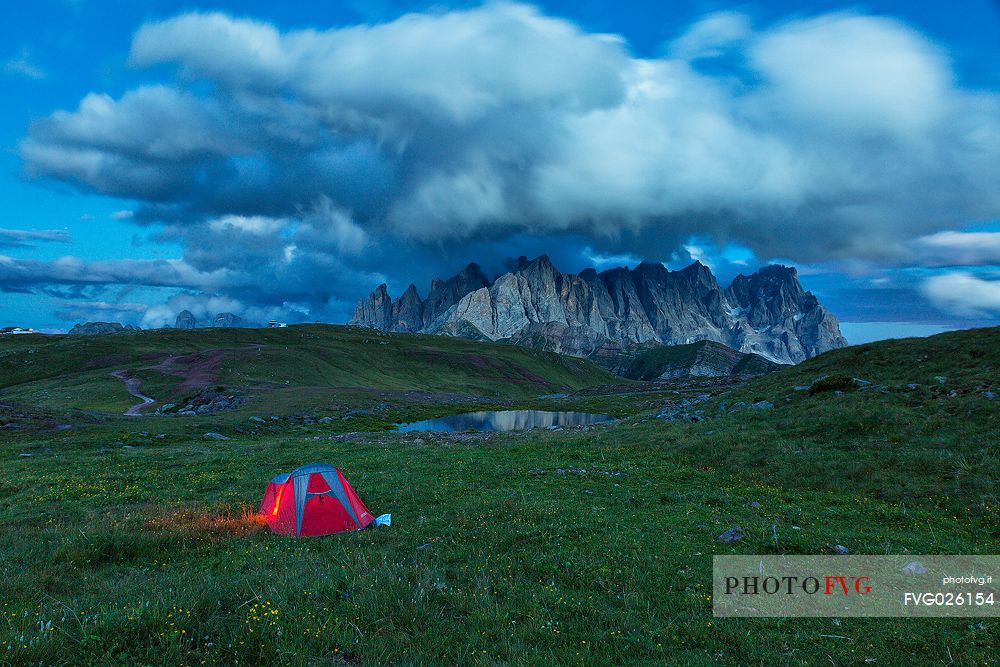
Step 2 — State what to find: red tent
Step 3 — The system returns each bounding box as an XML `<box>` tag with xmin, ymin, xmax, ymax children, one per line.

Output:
<box><xmin>259</xmin><ymin>464</ymin><xmax>374</xmax><ymax>537</ymax></box>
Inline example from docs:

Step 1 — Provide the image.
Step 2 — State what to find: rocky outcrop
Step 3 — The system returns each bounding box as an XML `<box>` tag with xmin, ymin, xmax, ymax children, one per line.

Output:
<box><xmin>172</xmin><ymin>311</ymin><xmax>252</xmax><ymax>329</ymax></box>
<box><xmin>212</xmin><ymin>312</ymin><xmax>247</xmax><ymax>328</ymax></box>
<box><xmin>349</xmin><ymin>263</ymin><xmax>490</xmax><ymax>333</ymax></box>
<box><xmin>350</xmin><ymin>284</ymin><xmax>393</xmax><ymax>331</ymax></box>
<box><xmin>68</xmin><ymin>322</ymin><xmax>140</xmax><ymax>335</ymax></box>
<box><xmin>724</xmin><ymin>265</ymin><xmax>845</xmax><ymax>362</ymax></box>
<box><xmin>174</xmin><ymin>310</ymin><xmax>197</xmax><ymax>329</ymax></box>
<box><xmin>391</xmin><ymin>284</ymin><xmax>425</xmax><ymax>332</ymax></box>
<box><xmin>350</xmin><ymin>255</ymin><xmax>848</xmax><ymax>365</ymax></box>
<box><xmin>422</xmin><ymin>262</ymin><xmax>491</xmax><ymax>327</ymax></box>
<box><xmin>156</xmin><ymin>386</ymin><xmax>245</xmax><ymax>415</ymax></box>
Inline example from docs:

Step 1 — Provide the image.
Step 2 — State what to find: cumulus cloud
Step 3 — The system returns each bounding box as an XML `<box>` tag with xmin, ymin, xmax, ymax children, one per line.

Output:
<box><xmin>129</xmin><ymin>6</ymin><xmax>628</xmax><ymax>122</ymax></box>
<box><xmin>22</xmin><ymin>86</ymin><xmax>245</xmax><ymax>201</ymax></box>
<box><xmin>139</xmin><ymin>292</ymin><xmax>313</xmax><ymax>329</ymax></box>
<box><xmin>669</xmin><ymin>11</ymin><xmax>751</xmax><ymax>60</ymax></box>
<box><xmin>13</xmin><ymin>3</ymin><xmax>1000</xmax><ymax>324</ymax></box>
<box><xmin>921</xmin><ymin>272</ymin><xmax>1000</xmax><ymax>316</ymax></box>
<box><xmin>911</xmin><ymin>231</ymin><xmax>1000</xmax><ymax>266</ymax></box>
<box><xmin>140</xmin><ymin>293</ymin><xmax>244</xmax><ymax>328</ymax></box>
<box><xmin>749</xmin><ymin>14</ymin><xmax>954</xmax><ymax>134</ymax></box>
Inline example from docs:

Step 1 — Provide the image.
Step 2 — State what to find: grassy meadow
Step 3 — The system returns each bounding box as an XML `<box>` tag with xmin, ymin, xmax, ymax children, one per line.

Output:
<box><xmin>0</xmin><ymin>326</ymin><xmax>997</xmax><ymax>665</ymax></box>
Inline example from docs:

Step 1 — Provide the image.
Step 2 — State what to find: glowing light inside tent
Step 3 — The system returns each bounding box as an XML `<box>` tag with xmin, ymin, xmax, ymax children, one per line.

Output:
<box><xmin>270</xmin><ymin>485</ymin><xmax>285</xmax><ymax>517</ymax></box>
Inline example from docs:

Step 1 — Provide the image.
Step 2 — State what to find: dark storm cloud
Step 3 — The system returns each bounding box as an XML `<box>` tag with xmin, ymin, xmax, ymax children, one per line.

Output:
<box><xmin>13</xmin><ymin>3</ymin><xmax>1000</xmax><ymax>324</ymax></box>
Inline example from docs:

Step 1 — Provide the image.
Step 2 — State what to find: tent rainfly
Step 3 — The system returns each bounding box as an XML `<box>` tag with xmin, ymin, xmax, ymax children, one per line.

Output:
<box><xmin>259</xmin><ymin>464</ymin><xmax>375</xmax><ymax>537</ymax></box>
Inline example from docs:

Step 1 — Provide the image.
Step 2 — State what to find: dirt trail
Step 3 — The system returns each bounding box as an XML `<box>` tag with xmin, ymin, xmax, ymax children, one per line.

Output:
<box><xmin>111</xmin><ymin>370</ymin><xmax>155</xmax><ymax>416</ymax></box>
<box><xmin>146</xmin><ymin>349</ymin><xmax>234</xmax><ymax>395</ymax></box>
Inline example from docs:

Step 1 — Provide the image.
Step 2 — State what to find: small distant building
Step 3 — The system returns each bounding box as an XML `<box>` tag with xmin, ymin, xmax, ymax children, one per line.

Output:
<box><xmin>267</xmin><ymin>320</ymin><xmax>288</xmax><ymax>328</ymax></box>
<box><xmin>0</xmin><ymin>326</ymin><xmax>34</xmax><ymax>336</ymax></box>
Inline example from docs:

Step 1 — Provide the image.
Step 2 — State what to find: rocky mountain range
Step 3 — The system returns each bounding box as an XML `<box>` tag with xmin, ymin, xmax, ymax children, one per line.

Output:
<box><xmin>350</xmin><ymin>256</ymin><xmax>847</xmax><ymax>365</ymax></box>
<box><xmin>67</xmin><ymin>322</ymin><xmax>141</xmax><ymax>336</ymax></box>
<box><xmin>67</xmin><ymin>312</ymin><xmax>253</xmax><ymax>334</ymax></box>
<box><xmin>173</xmin><ymin>311</ymin><xmax>250</xmax><ymax>329</ymax></box>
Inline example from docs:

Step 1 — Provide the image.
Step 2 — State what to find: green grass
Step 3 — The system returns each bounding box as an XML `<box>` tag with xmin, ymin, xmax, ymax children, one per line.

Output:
<box><xmin>0</xmin><ymin>327</ymin><xmax>997</xmax><ymax>664</ymax></box>
<box><xmin>0</xmin><ymin>325</ymin><xmax>615</xmax><ymax>417</ymax></box>
<box><xmin>0</xmin><ymin>367</ymin><xmax>137</xmax><ymax>413</ymax></box>
<box><xmin>733</xmin><ymin>326</ymin><xmax>1000</xmax><ymax>393</ymax></box>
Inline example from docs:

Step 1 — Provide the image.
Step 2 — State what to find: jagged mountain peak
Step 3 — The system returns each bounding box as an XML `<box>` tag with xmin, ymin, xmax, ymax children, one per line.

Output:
<box><xmin>459</xmin><ymin>261</ymin><xmax>486</xmax><ymax>277</ymax></box>
<box><xmin>513</xmin><ymin>254</ymin><xmax>555</xmax><ymax>273</ymax></box>
<box><xmin>634</xmin><ymin>260</ymin><xmax>669</xmax><ymax>276</ymax></box>
<box><xmin>514</xmin><ymin>255</ymin><xmax>560</xmax><ymax>284</ymax></box>
<box><xmin>732</xmin><ymin>263</ymin><xmax>795</xmax><ymax>278</ymax></box>
<box><xmin>677</xmin><ymin>260</ymin><xmax>717</xmax><ymax>285</ymax></box>
<box><xmin>350</xmin><ymin>256</ymin><xmax>847</xmax><ymax>365</ymax></box>
<box><xmin>175</xmin><ymin>310</ymin><xmax>197</xmax><ymax>329</ymax></box>
<box><xmin>678</xmin><ymin>260</ymin><xmax>708</xmax><ymax>273</ymax></box>
<box><xmin>172</xmin><ymin>310</ymin><xmax>253</xmax><ymax>329</ymax></box>
<box><xmin>756</xmin><ymin>264</ymin><xmax>797</xmax><ymax>277</ymax></box>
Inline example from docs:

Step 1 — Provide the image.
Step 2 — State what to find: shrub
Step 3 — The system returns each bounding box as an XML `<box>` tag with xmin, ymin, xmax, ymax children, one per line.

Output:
<box><xmin>808</xmin><ymin>374</ymin><xmax>856</xmax><ymax>395</ymax></box>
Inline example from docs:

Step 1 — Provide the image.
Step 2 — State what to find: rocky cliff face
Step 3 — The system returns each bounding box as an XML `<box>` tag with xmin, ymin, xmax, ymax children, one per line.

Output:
<box><xmin>350</xmin><ymin>284</ymin><xmax>393</xmax><ymax>331</ymax></box>
<box><xmin>391</xmin><ymin>284</ymin><xmax>424</xmax><ymax>332</ymax></box>
<box><xmin>212</xmin><ymin>312</ymin><xmax>248</xmax><ymax>328</ymax></box>
<box><xmin>175</xmin><ymin>310</ymin><xmax>197</xmax><ymax>329</ymax></box>
<box><xmin>350</xmin><ymin>263</ymin><xmax>492</xmax><ymax>334</ymax></box>
<box><xmin>349</xmin><ymin>255</ymin><xmax>847</xmax><ymax>364</ymax></box>
<box><xmin>423</xmin><ymin>262</ymin><xmax>491</xmax><ymax>328</ymax></box>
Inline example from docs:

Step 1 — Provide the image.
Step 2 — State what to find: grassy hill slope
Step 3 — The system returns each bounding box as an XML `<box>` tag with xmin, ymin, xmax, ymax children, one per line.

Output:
<box><xmin>733</xmin><ymin>325</ymin><xmax>1000</xmax><ymax>393</ymax></box>
<box><xmin>0</xmin><ymin>327</ymin><xmax>996</xmax><ymax>664</ymax></box>
<box><xmin>0</xmin><ymin>325</ymin><xmax>615</xmax><ymax>415</ymax></box>
<box><xmin>625</xmin><ymin>327</ymin><xmax>999</xmax><ymax>507</ymax></box>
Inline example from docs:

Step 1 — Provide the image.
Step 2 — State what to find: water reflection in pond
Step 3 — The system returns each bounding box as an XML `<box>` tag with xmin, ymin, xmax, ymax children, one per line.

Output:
<box><xmin>395</xmin><ymin>410</ymin><xmax>615</xmax><ymax>433</ymax></box>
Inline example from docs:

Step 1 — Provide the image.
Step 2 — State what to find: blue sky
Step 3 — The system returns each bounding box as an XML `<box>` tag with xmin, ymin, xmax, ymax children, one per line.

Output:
<box><xmin>2</xmin><ymin>0</ymin><xmax>999</xmax><ymax>341</ymax></box>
